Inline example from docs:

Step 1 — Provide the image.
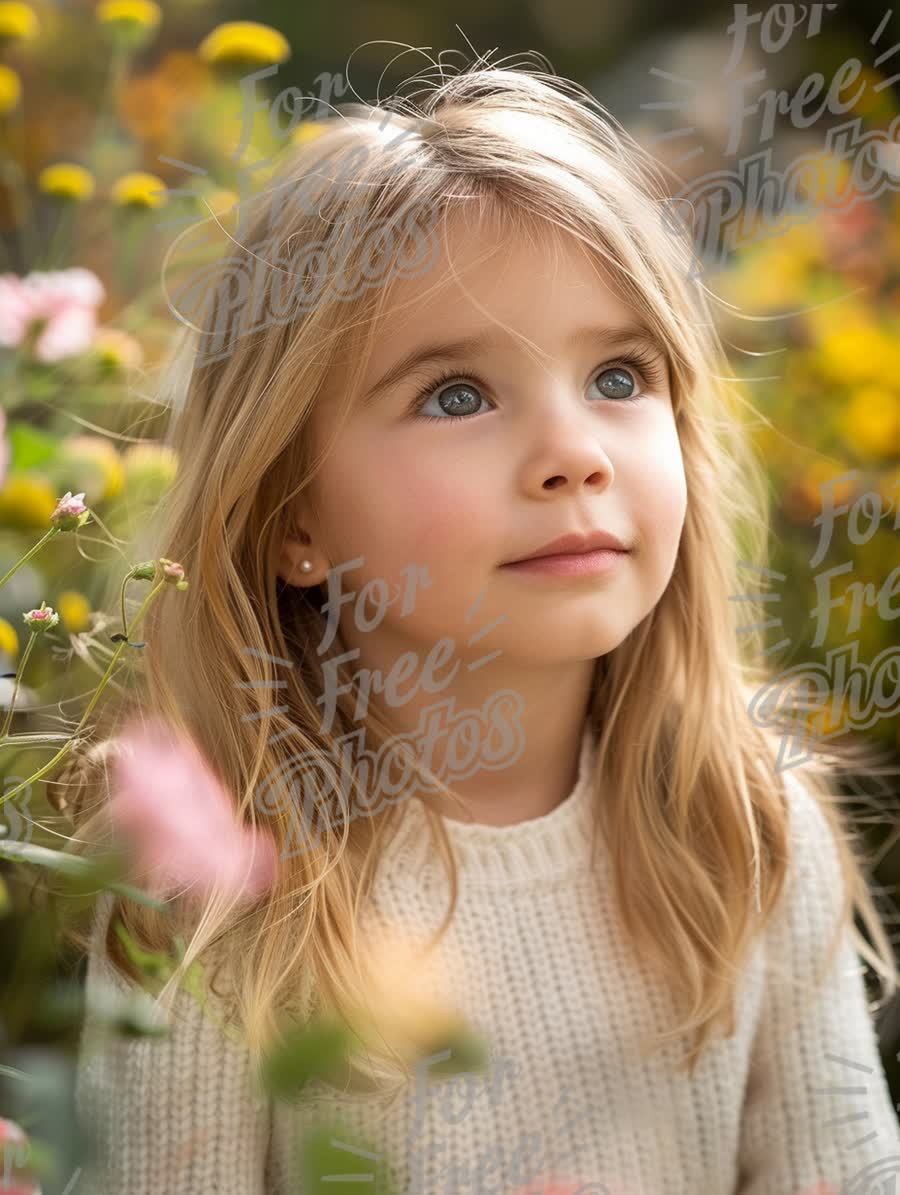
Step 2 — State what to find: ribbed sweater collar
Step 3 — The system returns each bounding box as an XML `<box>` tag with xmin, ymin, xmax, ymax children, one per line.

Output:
<box><xmin>377</xmin><ymin>719</ymin><xmax>599</xmax><ymax>889</ymax></box>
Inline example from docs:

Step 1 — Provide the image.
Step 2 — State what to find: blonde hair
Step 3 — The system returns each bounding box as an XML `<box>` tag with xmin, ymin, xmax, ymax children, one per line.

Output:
<box><xmin>60</xmin><ymin>57</ymin><xmax>898</xmax><ymax>1088</ymax></box>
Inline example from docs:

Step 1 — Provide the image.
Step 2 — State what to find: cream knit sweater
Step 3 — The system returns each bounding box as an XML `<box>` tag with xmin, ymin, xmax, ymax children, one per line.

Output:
<box><xmin>74</xmin><ymin>723</ymin><xmax>900</xmax><ymax>1194</ymax></box>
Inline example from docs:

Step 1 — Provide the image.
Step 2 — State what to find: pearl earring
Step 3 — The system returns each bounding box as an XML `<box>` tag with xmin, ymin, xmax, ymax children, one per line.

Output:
<box><xmin>300</xmin><ymin>560</ymin><xmax>313</xmax><ymax>573</ymax></box>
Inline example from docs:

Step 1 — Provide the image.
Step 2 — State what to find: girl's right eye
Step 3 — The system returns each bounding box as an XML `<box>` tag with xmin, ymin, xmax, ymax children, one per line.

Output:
<box><xmin>409</xmin><ymin>369</ymin><xmax>494</xmax><ymax>424</ymax></box>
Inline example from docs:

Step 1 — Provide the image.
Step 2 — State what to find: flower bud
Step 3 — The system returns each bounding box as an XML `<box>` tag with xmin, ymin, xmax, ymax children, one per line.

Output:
<box><xmin>50</xmin><ymin>490</ymin><xmax>91</xmax><ymax>532</ymax></box>
<box><xmin>158</xmin><ymin>557</ymin><xmax>189</xmax><ymax>590</ymax></box>
<box><xmin>23</xmin><ymin>603</ymin><xmax>59</xmax><ymax>632</ymax></box>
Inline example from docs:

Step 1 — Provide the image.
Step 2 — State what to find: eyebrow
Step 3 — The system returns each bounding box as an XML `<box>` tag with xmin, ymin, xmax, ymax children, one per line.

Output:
<box><xmin>358</xmin><ymin>323</ymin><xmax>668</xmax><ymax>407</ymax></box>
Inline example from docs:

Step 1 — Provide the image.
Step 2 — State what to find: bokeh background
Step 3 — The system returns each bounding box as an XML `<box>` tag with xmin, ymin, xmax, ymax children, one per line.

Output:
<box><xmin>0</xmin><ymin>0</ymin><xmax>899</xmax><ymax>1189</ymax></box>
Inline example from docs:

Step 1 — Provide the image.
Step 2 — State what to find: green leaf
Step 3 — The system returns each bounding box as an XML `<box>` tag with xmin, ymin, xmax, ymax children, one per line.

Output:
<box><xmin>7</xmin><ymin>422</ymin><xmax>58</xmax><ymax>471</ymax></box>
<box><xmin>114</xmin><ymin>920</ymin><xmax>175</xmax><ymax>979</ymax></box>
<box><xmin>0</xmin><ymin>840</ymin><xmax>168</xmax><ymax>910</ymax></box>
<box><xmin>261</xmin><ymin>1017</ymin><xmax>353</xmax><ymax>1100</ymax></box>
<box><xmin>421</xmin><ymin>1026</ymin><xmax>490</xmax><ymax>1078</ymax></box>
<box><xmin>298</xmin><ymin>1119</ymin><xmax>396</xmax><ymax>1195</ymax></box>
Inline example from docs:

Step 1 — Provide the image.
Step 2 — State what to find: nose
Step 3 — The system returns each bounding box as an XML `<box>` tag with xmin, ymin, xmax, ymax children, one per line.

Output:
<box><xmin>521</xmin><ymin>384</ymin><xmax>616</xmax><ymax>494</ymax></box>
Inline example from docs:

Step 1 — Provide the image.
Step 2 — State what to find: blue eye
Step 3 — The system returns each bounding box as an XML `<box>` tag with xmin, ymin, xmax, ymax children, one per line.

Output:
<box><xmin>408</xmin><ymin>350</ymin><xmax>666</xmax><ymax>424</ymax></box>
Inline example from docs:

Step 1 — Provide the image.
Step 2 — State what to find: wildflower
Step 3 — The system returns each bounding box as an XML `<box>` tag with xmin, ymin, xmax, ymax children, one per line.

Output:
<box><xmin>841</xmin><ymin>386</ymin><xmax>900</xmax><ymax>460</ymax></box>
<box><xmin>110</xmin><ymin>171</ymin><xmax>167</xmax><ymax>209</ymax></box>
<box><xmin>197</xmin><ymin>20</ymin><xmax>290</xmax><ymax>69</ymax></box>
<box><xmin>346</xmin><ymin>923</ymin><xmax>471</xmax><ymax>1068</ymax></box>
<box><xmin>92</xmin><ymin>326</ymin><xmax>143</xmax><ymax>372</ymax></box>
<box><xmin>0</xmin><ymin>2</ymin><xmax>38</xmax><ymax>44</ymax></box>
<box><xmin>158</xmin><ymin>557</ymin><xmax>188</xmax><ymax>589</ymax></box>
<box><xmin>37</xmin><ymin>162</ymin><xmax>95</xmax><ymax>203</ymax></box>
<box><xmin>0</xmin><ymin>1116</ymin><xmax>41</xmax><ymax>1193</ymax></box>
<box><xmin>122</xmin><ymin>442</ymin><xmax>177</xmax><ymax>500</ymax></box>
<box><xmin>96</xmin><ymin>0</ymin><xmax>160</xmax><ymax>50</ymax></box>
<box><xmin>57</xmin><ymin>590</ymin><xmax>91</xmax><ymax>634</ymax></box>
<box><xmin>0</xmin><ymin>476</ymin><xmax>59</xmax><ymax>528</ymax></box>
<box><xmin>23</xmin><ymin>602</ymin><xmax>59</xmax><ymax>632</ymax></box>
<box><xmin>107</xmin><ymin>716</ymin><xmax>279</xmax><ymax>905</ymax></box>
<box><xmin>58</xmin><ymin>437</ymin><xmax>123</xmax><ymax>502</ymax></box>
<box><xmin>0</xmin><ymin>64</ymin><xmax>21</xmax><ymax>114</ymax></box>
<box><xmin>290</xmin><ymin>122</ymin><xmax>328</xmax><ymax>147</ymax></box>
<box><xmin>50</xmin><ymin>490</ymin><xmax>90</xmax><ymax>532</ymax></box>
<box><xmin>204</xmin><ymin>187</ymin><xmax>239</xmax><ymax>217</ymax></box>
<box><xmin>0</xmin><ymin>267</ymin><xmax>105</xmax><ymax>362</ymax></box>
<box><xmin>0</xmin><ymin>615</ymin><xmax>19</xmax><ymax>658</ymax></box>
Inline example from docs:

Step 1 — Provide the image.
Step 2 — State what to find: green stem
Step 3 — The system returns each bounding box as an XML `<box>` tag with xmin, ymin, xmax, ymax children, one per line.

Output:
<box><xmin>0</xmin><ymin>629</ymin><xmax>35</xmax><ymax>739</ymax></box>
<box><xmin>0</xmin><ymin>527</ymin><xmax>60</xmax><ymax>591</ymax></box>
<box><xmin>0</xmin><ymin>574</ymin><xmax>166</xmax><ymax>808</ymax></box>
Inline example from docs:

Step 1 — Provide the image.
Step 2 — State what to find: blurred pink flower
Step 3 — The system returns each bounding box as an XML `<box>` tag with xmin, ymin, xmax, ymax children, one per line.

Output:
<box><xmin>108</xmin><ymin>716</ymin><xmax>279</xmax><ymax>904</ymax></box>
<box><xmin>0</xmin><ymin>267</ymin><xmax>105</xmax><ymax>362</ymax></box>
<box><xmin>0</xmin><ymin>1117</ymin><xmax>42</xmax><ymax>1193</ymax></box>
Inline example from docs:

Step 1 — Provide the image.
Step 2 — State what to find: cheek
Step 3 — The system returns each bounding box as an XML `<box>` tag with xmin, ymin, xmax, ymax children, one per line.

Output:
<box><xmin>325</xmin><ymin>440</ymin><xmax>489</xmax><ymax>572</ymax></box>
<box><xmin>628</xmin><ymin>428</ymin><xmax>687</xmax><ymax>550</ymax></box>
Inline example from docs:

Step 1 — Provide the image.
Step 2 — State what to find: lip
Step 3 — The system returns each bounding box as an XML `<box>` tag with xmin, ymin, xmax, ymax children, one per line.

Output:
<box><xmin>500</xmin><ymin>548</ymin><xmax>628</xmax><ymax>578</ymax></box>
<box><xmin>501</xmin><ymin>529</ymin><xmax>630</xmax><ymax>565</ymax></box>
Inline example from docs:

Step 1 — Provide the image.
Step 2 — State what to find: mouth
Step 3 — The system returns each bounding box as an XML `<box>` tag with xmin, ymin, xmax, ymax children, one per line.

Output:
<box><xmin>499</xmin><ymin>547</ymin><xmax>631</xmax><ymax>577</ymax></box>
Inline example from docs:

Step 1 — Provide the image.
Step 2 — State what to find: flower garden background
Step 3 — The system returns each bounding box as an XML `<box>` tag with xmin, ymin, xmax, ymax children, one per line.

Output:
<box><xmin>0</xmin><ymin>1</ymin><xmax>897</xmax><ymax>1190</ymax></box>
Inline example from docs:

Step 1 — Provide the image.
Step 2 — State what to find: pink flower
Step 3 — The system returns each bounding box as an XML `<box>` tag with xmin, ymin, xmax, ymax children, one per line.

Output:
<box><xmin>50</xmin><ymin>490</ymin><xmax>90</xmax><ymax>531</ymax></box>
<box><xmin>0</xmin><ymin>1117</ymin><xmax>42</xmax><ymax>1193</ymax></box>
<box><xmin>108</xmin><ymin>716</ymin><xmax>279</xmax><ymax>904</ymax></box>
<box><xmin>0</xmin><ymin>267</ymin><xmax>105</xmax><ymax>362</ymax></box>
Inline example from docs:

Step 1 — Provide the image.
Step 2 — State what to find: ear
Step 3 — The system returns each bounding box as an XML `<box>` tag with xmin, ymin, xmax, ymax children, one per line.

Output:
<box><xmin>276</xmin><ymin>497</ymin><xmax>326</xmax><ymax>586</ymax></box>
<box><xmin>276</xmin><ymin>537</ymin><xmax>313</xmax><ymax>586</ymax></box>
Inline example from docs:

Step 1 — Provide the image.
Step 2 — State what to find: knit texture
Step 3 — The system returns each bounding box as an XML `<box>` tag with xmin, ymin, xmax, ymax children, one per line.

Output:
<box><xmin>74</xmin><ymin>721</ymin><xmax>900</xmax><ymax>1193</ymax></box>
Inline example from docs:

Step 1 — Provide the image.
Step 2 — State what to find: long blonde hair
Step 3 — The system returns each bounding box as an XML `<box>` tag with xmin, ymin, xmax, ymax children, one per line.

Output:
<box><xmin>61</xmin><ymin>58</ymin><xmax>898</xmax><ymax>1086</ymax></box>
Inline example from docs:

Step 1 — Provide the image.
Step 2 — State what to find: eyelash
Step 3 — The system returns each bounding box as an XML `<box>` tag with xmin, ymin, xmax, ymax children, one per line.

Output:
<box><xmin>408</xmin><ymin>348</ymin><xmax>667</xmax><ymax>424</ymax></box>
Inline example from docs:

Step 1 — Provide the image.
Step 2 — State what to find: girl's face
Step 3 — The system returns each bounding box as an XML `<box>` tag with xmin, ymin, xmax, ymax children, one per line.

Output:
<box><xmin>282</xmin><ymin>211</ymin><xmax>687</xmax><ymax>728</ymax></box>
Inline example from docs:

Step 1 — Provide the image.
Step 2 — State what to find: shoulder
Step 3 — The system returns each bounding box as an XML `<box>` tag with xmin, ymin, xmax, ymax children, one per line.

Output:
<box><xmin>765</xmin><ymin>766</ymin><xmax>854</xmax><ymax>984</ymax></box>
<box><xmin>81</xmin><ymin>891</ymin><xmax>245</xmax><ymax>1045</ymax></box>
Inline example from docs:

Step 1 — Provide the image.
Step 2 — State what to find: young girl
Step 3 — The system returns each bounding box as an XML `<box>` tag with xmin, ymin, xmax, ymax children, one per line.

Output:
<box><xmin>66</xmin><ymin>60</ymin><xmax>900</xmax><ymax>1194</ymax></box>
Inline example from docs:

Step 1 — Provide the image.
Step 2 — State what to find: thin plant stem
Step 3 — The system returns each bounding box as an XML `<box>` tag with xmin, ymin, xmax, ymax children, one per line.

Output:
<box><xmin>0</xmin><ymin>629</ymin><xmax>36</xmax><ymax>738</ymax></box>
<box><xmin>0</xmin><ymin>575</ymin><xmax>167</xmax><ymax>808</ymax></box>
<box><xmin>0</xmin><ymin>527</ymin><xmax>60</xmax><ymax>591</ymax></box>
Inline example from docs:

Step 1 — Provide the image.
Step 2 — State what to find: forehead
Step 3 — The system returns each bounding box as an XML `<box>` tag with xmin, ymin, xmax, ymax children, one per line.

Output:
<box><xmin>366</xmin><ymin>206</ymin><xmax>644</xmax><ymax>355</ymax></box>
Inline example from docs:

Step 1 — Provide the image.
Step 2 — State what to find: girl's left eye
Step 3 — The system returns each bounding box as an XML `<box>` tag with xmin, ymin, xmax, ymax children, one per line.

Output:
<box><xmin>408</xmin><ymin>351</ymin><xmax>666</xmax><ymax>424</ymax></box>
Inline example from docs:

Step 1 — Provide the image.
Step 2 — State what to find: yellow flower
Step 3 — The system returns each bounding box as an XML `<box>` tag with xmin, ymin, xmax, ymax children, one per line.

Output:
<box><xmin>57</xmin><ymin>590</ymin><xmax>91</xmax><ymax>634</ymax></box>
<box><xmin>197</xmin><ymin>21</ymin><xmax>290</xmax><ymax>68</ymax></box>
<box><xmin>58</xmin><ymin>436</ymin><xmax>124</xmax><ymax>502</ymax></box>
<box><xmin>781</xmin><ymin>459</ymin><xmax>857</xmax><ymax>525</ymax></box>
<box><xmin>204</xmin><ymin>187</ymin><xmax>239</xmax><ymax>217</ymax></box>
<box><xmin>290</xmin><ymin>122</ymin><xmax>328</xmax><ymax>147</ymax></box>
<box><xmin>344</xmin><ymin>923</ymin><xmax>472</xmax><ymax>1072</ymax></box>
<box><xmin>816</xmin><ymin>321</ymin><xmax>900</xmax><ymax>386</ymax></box>
<box><xmin>0</xmin><ymin>475</ymin><xmax>59</xmax><ymax>529</ymax></box>
<box><xmin>93</xmin><ymin>326</ymin><xmax>143</xmax><ymax>371</ymax></box>
<box><xmin>37</xmin><ymin>163</ymin><xmax>96</xmax><ymax>203</ymax></box>
<box><xmin>0</xmin><ymin>65</ymin><xmax>21</xmax><ymax>115</ymax></box>
<box><xmin>841</xmin><ymin>386</ymin><xmax>900</xmax><ymax>460</ymax></box>
<box><xmin>110</xmin><ymin>171</ymin><xmax>167</xmax><ymax>209</ymax></box>
<box><xmin>0</xmin><ymin>616</ymin><xmax>19</xmax><ymax>659</ymax></box>
<box><xmin>96</xmin><ymin>0</ymin><xmax>160</xmax><ymax>42</ymax></box>
<box><xmin>122</xmin><ymin>442</ymin><xmax>178</xmax><ymax>500</ymax></box>
<box><xmin>0</xmin><ymin>2</ymin><xmax>38</xmax><ymax>43</ymax></box>
<box><xmin>806</xmin><ymin>696</ymin><xmax>851</xmax><ymax>742</ymax></box>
